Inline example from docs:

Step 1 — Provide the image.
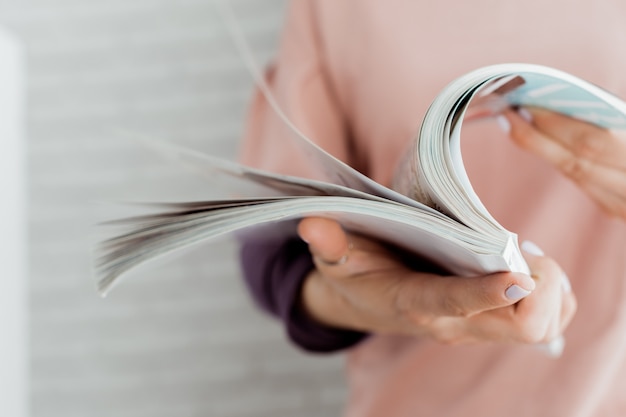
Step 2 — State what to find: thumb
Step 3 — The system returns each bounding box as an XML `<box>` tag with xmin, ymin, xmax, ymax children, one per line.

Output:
<box><xmin>400</xmin><ymin>271</ymin><xmax>537</xmax><ymax>318</ymax></box>
<box><xmin>297</xmin><ymin>217</ymin><xmax>350</xmax><ymax>264</ymax></box>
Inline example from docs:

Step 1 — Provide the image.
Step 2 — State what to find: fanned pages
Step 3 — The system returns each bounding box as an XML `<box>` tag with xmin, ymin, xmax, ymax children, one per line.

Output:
<box><xmin>94</xmin><ymin>4</ymin><xmax>626</xmax><ymax>294</ymax></box>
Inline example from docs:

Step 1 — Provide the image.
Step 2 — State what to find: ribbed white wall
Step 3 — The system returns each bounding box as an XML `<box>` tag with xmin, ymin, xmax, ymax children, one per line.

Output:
<box><xmin>0</xmin><ymin>1</ymin><xmax>347</xmax><ymax>416</ymax></box>
<box><xmin>0</xmin><ymin>27</ymin><xmax>27</xmax><ymax>417</ymax></box>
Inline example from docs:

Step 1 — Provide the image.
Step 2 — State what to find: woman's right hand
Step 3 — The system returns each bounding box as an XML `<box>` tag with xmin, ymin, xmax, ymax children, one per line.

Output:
<box><xmin>297</xmin><ymin>217</ymin><xmax>577</xmax><ymax>346</ymax></box>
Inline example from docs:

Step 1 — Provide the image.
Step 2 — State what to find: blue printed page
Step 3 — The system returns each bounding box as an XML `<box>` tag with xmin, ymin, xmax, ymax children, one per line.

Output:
<box><xmin>505</xmin><ymin>72</ymin><xmax>626</xmax><ymax>129</ymax></box>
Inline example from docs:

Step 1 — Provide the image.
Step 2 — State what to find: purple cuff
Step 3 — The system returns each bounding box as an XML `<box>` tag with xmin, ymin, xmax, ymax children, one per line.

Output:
<box><xmin>239</xmin><ymin>233</ymin><xmax>367</xmax><ymax>353</ymax></box>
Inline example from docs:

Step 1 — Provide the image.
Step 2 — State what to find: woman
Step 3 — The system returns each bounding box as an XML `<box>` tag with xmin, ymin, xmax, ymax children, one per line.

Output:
<box><xmin>239</xmin><ymin>1</ymin><xmax>626</xmax><ymax>415</ymax></box>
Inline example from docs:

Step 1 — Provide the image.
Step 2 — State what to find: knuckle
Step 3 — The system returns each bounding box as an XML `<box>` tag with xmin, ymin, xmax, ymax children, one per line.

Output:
<box><xmin>558</xmin><ymin>154</ymin><xmax>588</xmax><ymax>182</ymax></box>
<box><xmin>572</xmin><ymin>131</ymin><xmax>604</xmax><ymax>160</ymax></box>
<box><xmin>404</xmin><ymin>313</ymin><xmax>461</xmax><ymax>345</ymax></box>
<box><xmin>404</xmin><ymin>310</ymin><xmax>432</xmax><ymax>328</ymax></box>
<box><xmin>442</xmin><ymin>296</ymin><xmax>472</xmax><ymax>318</ymax></box>
<box><xmin>427</xmin><ymin>319</ymin><xmax>464</xmax><ymax>345</ymax></box>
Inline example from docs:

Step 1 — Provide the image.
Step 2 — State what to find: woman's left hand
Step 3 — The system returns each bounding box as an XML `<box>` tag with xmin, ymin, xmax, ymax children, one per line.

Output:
<box><xmin>500</xmin><ymin>108</ymin><xmax>626</xmax><ymax>221</ymax></box>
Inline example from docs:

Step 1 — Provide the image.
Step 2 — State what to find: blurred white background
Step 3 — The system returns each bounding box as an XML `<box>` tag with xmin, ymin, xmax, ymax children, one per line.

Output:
<box><xmin>0</xmin><ymin>26</ymin><xmax>26</xmax><ymax>417</ymax></box>
<box><xmin>0</xmin><ymin>0</ymin><xmax>346</xmax><ymax>416</ymax></box>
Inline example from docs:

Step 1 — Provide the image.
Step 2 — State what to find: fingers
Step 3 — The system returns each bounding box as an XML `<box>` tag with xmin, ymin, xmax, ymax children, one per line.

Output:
<box><xmin>429</xmin><ymin>242</ymin><xmax>578</xmax><ymax>349</ymax></box>
<box><xmin>524</xmin><ymin>108</ymin><xmax>626</xmax><ymax>170</ymax></box>
<box><xmin>507</xmin><ymin>110</ymin><xmax>626</xmax><ymax>188</ymax></box>
<box><xmin>397</xmin><ymin>270</ymin><xmax>536</xmax><ymax>321</ymax></box>
<box><xmin>298</xmin><ymin>217</ymin><xmax>350</xmax><ymax>265</ymax></box>
<box><xmin>447</xmin><ymin>241</ymin><xmax>577</xmax><ymax>348</ymax></box>
<box><xmin>297</xmin><ymin>217</ymin><xmax>578</xmax><ymax>349</ymax></box>
<box><xmin>584</xmin><ymin>183</ymin><xmax>626</xmax><ymax>220</ymax></box>
<box><xmin>505</xmin><ymin>108</ymin><xmax>626</xmax><ymax>170</ymax></box>
<box><xmin>506</xmin><ymin>241</ymin><xmax>575</xmax><ymax>344</ymax></box>
<box><xmin>503</xmin><ymin>108</ymin><xmax>626</xmax><ymax>220</ymax></box>
<box><xmin>506</xmin><ymin>109</ymin><xmax>591</xmax><ymax>182</ymax></box>
<box><xmin>299</xmin><ymin>218</ymin><xmax>538</xmax><ymax>319</ymax></box>
<box><xmin>298</xmin><ymin>217</ymin><xmax>400</xmax><ymax>277</ymax></box>
<box><xmin>515</xmin><ymin>242</ymin><xmax>561</xmax><ymax>343</ymax></box>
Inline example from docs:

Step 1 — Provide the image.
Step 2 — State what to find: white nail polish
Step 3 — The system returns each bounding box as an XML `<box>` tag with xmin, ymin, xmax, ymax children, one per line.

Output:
<box><xmin>521</xmin><ymin>240</ymin><xmax>544</xmax><ymax>256</ymax></box>
<box><xmin>518</xmin><ymin>108</ymin><xmax>533</xmax><ymax>123</ymax></box>
<box><xmin>561</xmin><ymin>272</ymin><xmax>572</xmax><ymax>293</ymax></box>
<box><xmin>505</xmin><ymin>284</ymin><xmax>532</xmax><ymax>301</ymax></box>
<box><xmin>496</xmin><ymin>115</ymin><xmax>511</xmax><ymax>133</ymax></box>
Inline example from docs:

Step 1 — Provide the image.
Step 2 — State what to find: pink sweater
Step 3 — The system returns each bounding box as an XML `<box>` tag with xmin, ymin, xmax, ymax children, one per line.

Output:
<box><xmin>240</xmin><ymin>1</ymin><xmax>626</xmax><ymax>415</ymax></box>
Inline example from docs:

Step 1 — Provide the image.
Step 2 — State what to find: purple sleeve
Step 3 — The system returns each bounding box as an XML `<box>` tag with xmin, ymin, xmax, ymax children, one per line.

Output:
<box><xmin>239</xmin><ymin>234</ymin><xmax>367</xmax><ymax>353</ymax></box>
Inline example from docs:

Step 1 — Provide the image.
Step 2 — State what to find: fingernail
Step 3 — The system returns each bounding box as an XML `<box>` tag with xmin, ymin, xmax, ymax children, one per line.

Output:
<box><xmin>505</xmin><ymin>284</ymin><xmax>532</xmax><ymax>301</ymax></box>
<box><xmin>518</xmin><ymin>108</ymin><xmax>533</xmax><ymax>123</ymax></box>
<box><xmin>521</xmin><ymin>240</ymin><xmax>544</xmax><ymax>256</ymax></box>
<box><xmin>561</xmin><ymin>272</ymin><xmax>572</xmax><ymax>293</ymax></box>
<box><xmin>496</xmin><ymin>115</ymin><xmax>511</xmax><ymax>133</ymax></box>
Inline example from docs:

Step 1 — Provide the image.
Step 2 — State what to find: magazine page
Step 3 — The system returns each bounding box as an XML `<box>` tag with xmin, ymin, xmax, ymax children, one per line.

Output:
<box><xmin>504</xmin><ymin>70</ymin><xmax>626</xmax><ymax>129</ymax></box>
<box><xmin>139</xmin><ymin>137</ymin><xmax>448</xmax><ymax>216</ymax></box>
<box><xmin>96</xmin><ymin>195</ymin><xmax>512</xmax><ymax>294</ymax></box>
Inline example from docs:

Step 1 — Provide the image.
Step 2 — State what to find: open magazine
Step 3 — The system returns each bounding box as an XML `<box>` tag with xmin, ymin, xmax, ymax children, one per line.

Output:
<box><xmin>94</xmin><ymin>62</ymin><xmax>626</xmax><ymax>295</ymax></box>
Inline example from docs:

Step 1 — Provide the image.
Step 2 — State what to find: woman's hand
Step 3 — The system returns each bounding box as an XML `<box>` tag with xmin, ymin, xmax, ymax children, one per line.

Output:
<box><xmin>297</xmin><ymin>217</ymin><xmax>576</xmax><ymax>346</ymax></box>
<box><xmin>501</xmin><ymin>108</ymin><xmax>626</xmax><ymax>221</ymax></box>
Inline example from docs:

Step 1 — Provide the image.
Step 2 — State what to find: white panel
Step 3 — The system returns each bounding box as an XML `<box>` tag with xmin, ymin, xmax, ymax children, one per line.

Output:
<box><xmin>0</xmin><ymin>27</ymin><xmax>27</xmax><ymax>417</ymax></box>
